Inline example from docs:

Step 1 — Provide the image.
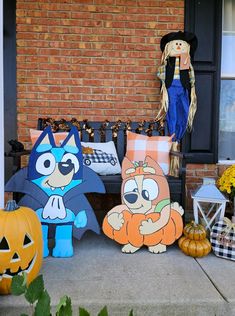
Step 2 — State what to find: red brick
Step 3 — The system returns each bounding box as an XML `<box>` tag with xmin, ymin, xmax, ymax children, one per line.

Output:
<box><xmin>16</xmin><ymin>0</ymin><xmax>185</xmax><ymax>166</ymax></box>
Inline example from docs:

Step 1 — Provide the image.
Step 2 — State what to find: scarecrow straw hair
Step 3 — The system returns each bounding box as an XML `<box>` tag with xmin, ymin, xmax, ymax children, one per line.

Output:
<box><xmin>187</xmin><ymin>64</ymin><xmax>197</xmax><ymax>131</ymax></box>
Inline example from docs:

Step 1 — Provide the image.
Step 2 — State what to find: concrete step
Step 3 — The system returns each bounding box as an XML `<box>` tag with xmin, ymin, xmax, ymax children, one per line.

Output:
<box><xmin>1</xmin><ymin>232</ymin><xmax>235</xmax><ymax>316</ymax></box>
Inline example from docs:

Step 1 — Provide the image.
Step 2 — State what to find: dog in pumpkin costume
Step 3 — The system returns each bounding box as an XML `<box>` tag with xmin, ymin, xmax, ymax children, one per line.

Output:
<box><xmin>102</xmin><ymin>156</ymin><xmax>184</xmax><ymax>253</ymax></box>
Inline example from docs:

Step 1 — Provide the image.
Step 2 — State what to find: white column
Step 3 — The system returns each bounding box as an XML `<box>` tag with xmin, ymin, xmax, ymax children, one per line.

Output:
<box><xmin>0</xmin><ymin>0</ymin><xmax>4</xmax><ymax>208</ymax></box>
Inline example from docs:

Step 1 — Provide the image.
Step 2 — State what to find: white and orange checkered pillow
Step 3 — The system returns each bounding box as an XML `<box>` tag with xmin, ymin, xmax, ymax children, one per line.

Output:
<box><xmin>126</xmin><ymin>131</ymin><xmax>174</xmax><ymax>175</ymax></box>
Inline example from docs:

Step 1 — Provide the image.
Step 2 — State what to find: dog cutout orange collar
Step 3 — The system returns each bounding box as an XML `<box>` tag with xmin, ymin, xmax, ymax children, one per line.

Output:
<box><xmin>102</xmin><ymin>156</ymin><xmax>184</xmax><ymax>254</ymax></box>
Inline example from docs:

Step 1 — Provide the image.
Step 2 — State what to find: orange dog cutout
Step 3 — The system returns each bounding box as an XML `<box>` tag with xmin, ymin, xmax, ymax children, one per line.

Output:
<box><xmin>102</xmin><ymin>156</ymin><xmax>184</xmax><ymax>253</ymax></box>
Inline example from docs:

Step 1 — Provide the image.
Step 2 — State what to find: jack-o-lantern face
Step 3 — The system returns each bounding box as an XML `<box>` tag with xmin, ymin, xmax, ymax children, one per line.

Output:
<box><xmin>0</xmin><ymin>202</ymin><xmax>43</xmax><ymax>295</ymax></box>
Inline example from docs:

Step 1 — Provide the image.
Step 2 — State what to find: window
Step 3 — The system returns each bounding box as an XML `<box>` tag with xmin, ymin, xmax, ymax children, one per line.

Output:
<box><xmin>218</xmin><ymin>0</ymin><xmax>235</xmax><ymax>161</ymax></box>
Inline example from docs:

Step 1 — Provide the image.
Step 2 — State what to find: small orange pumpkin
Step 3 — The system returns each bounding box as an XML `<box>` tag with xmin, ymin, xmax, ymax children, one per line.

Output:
<box><xmin>103</xmin><ymin>209</ymin><xmax>183</xmax><ymax>248</ymax></box>
<box><xmin>178</xmin><ymin>221</ymin><xmax>211</xmax><ymax>258</ymax></box>
<box><xmin>0</xmin><ymin>201</ymin><xmax>43</xmax><ymax>294</ymax></box>
<box><xmin>183</xmin><ymin>221</ymin><xmax>207</xmax><ymax>240</ymax></box>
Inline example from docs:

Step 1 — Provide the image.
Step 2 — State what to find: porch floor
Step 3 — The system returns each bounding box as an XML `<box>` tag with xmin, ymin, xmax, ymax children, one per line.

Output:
<box><xmin>1</xmin><ymin>232</ymin><xmax>235</xmax><ymax>316</ymax></box>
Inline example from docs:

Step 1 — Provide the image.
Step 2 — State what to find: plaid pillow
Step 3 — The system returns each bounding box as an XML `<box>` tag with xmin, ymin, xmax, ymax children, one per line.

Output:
<box><xmin>210</xmin><ymin>218</ymin><xmax>235</xmax><ymax>261</ymax></box>
<box><xmin>126</xmin><ymin>131</ymin><xmax>173</xmax><ymax>175</ymax></box>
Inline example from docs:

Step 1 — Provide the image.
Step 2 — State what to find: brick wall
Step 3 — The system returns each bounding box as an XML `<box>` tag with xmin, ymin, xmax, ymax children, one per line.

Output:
<box><xmin>186</xmin><ymin>164</ymin><xmax>219</xmax><ymax>210</ymax></box>
<box><xmin>16</xmin><ymin>0</ymin><xmax>224</xmax><ymax>212</ymax></box>
<box><xmin>16</xmin><ymin>0</ymin><xmax>184</xmax><ymax>146</ymax></box>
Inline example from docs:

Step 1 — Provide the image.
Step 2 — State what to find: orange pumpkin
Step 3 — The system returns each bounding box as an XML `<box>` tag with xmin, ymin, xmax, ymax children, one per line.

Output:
<box><xmin>178</xmin><ymin>236</ymin><xmax>211</xmax><ymax>257</ymax></box>
<box><xmin>0</xmin><ymin>201</ymin><xmax>43</xmax><ymax>294</ymax></box>
<box><xmin>178</xmin><ymin>221</ymin><xmax>211</xmax><ymax>258</ymax></box>
<box><xmin>103</xmin><ymin>209</ymin><xmax>183</xmax><ymax>248</ymax></box>
<box><xmin>183</xmin><ymin>221</ymin><xmax>207</xmax><ymax>240</ymax></box>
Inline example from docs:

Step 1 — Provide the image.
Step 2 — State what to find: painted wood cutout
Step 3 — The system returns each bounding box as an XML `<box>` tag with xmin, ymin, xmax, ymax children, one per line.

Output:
<box><xmin>102</xmin><ymin>156</ymin><xmax>184</xmax><ymax>253</ymax></box>
<box><xmin>5</xmin><ymin>126</ymin><xmax>105</xmax><ymax>258</ymax></box>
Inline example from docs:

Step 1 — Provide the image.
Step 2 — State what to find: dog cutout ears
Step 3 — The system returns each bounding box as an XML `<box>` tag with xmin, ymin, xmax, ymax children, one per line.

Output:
<box><xmin>5</xmin><ymin>126</ymin><xmax>105</xmax><ymax>258</ymax></box>
<box><xmin>102</xmin><ymin>156</ymin><xmax>184</xmax><ymax>254</ymax></box>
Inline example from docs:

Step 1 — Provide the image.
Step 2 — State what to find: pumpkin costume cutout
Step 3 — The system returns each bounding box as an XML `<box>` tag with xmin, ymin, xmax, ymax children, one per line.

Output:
<box><xmin>0</xmin><ymin>201</ymin><xmax>43</xmax><ymax>295</ymax></box>
<box><xmin>102</xmin><ymin>156</ymin><xmax>184</xmax><ymax>254</ymax></box>
<box><xmin>5</xmin><ymin>127</ymin><xmax>105</xmax><ymax>258</ymax></box>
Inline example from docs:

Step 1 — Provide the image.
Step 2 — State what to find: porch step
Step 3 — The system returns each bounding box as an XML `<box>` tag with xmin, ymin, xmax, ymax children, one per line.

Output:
<box><xmin>1</xmin><ymin>233</ymin><xmax>235</xmax><ymax>316</ymax></box>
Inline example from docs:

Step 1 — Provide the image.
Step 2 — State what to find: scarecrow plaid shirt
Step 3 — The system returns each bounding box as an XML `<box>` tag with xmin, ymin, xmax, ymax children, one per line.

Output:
<box><xmin>157</xmin><ymin>58</ymin><xmax>195</xmax><ymax>86</ymax></box>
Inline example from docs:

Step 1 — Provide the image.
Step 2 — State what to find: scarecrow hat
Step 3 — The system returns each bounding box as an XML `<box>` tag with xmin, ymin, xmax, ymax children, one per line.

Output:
<box><xmin>160</xmin><ymin>31</ymin><xmax>198</xmax><ymax>56</ymax></box>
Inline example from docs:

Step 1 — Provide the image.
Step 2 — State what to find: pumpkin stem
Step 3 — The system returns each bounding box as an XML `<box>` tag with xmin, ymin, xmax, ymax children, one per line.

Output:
<box><xmin>5</xmin><ymin>200</ymin><xmax>20</xmax><ymax>211</ymax></box>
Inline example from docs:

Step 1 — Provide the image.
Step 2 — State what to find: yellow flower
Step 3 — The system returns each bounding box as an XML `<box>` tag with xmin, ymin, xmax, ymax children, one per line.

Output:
<box><xmin>218</xmin><ymin>164</ymin><xmax>235</xmax><ymax>198</ymax></box>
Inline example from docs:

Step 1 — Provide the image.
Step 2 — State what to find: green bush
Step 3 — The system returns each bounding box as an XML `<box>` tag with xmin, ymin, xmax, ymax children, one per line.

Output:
<box><xmin>11</xmin><ymin>273</ymin><xmax>134</xmax><ymax>316</ymax></box>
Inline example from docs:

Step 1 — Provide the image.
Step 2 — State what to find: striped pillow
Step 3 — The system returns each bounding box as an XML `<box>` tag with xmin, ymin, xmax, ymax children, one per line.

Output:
<box><xmin>126</xmin><ymin>131</ymin><xmax>173</xmax><ymax>175</ymax></box>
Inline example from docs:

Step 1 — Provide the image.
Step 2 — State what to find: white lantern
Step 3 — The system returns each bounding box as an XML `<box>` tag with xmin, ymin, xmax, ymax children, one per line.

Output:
<box><xmin>191</xmin><ymin>178</ymin><xmax>229</xmax><ymax>231</ymax></box>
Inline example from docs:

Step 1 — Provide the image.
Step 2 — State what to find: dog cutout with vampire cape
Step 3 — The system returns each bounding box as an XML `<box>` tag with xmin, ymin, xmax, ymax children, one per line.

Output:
<box><xmin>5</xmin><ymin>126</ymin><xmax>105</xmax><ymax>258</ymax></box>
<box><xmin>102</xmin><ymin>156</ymin><xmax>184</xmax><ymax>254</ymax></box>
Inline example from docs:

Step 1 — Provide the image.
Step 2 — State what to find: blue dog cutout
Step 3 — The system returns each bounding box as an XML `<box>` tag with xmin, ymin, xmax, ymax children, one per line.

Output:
<box><xmin>5</xmin><ymin>127</ymin><xmax>105</xmax><ymax>258</ymax></box>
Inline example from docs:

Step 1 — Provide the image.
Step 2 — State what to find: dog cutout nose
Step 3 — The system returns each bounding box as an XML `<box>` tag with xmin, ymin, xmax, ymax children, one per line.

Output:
<box><xmin>125</xmin><ymin>193</ymin><xmax>138</xmax><ymax>204</ymax></box>
<box><xmin>58</xmin><ymin>161</ymin><xmax>74</xmax><ymax>175</ymax></box>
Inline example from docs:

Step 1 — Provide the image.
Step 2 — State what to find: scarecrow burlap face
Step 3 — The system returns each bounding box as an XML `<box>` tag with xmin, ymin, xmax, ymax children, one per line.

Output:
<box><xmin>164</xmin><ymin>39</ymin><xmax>191</xmax><ymax>70</ymax></box>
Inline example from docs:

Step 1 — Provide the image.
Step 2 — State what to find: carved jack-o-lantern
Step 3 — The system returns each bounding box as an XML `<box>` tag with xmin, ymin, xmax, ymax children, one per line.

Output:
<box><xmin>0</xmin><ymin>201</ymin><xmax>43</xmax><ymax>294</ymax></box>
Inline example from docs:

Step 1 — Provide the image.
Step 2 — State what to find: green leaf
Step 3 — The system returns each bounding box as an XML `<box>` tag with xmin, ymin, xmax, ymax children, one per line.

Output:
<box><xmin>25</xmin><ymin>275</ymin><xmax>44</xmax><ymax>304</ymax></box>
<box><xmin>56</xmin><ymin>295</ymin><xmax>69</xmax><ymax>313</ymax></box>
<box><xmin>56</xmin><ymin>295</ymin><xmax>72</xmax><ymax>316</ymax></box>
<box><xmin>34</xmin><ymin>289</ymin><xmax>51</xmax><ymax>316</ymax></box>
<box><xmin>79</xmin><ymin>307</ymin><xmax>90</xmax><ymax>316</ymax></box>
<box><xmin>11</xmin><ymin>274</ymin><xmax>27</xmax><ymax>296</ymax></box>
<box><xmin>22</xmin><ymin>272</ymin><xmax>28</xmax><ymax>286</ymax></box>
<box><xmin>98</xmin><ymin>306</ymin><xmax>108</xmax><ymax>316</ymax></box>
<box><xmin>128</xmin><ymin>310</ymin><xmax>134</xmax><ymax>316</ymax></box>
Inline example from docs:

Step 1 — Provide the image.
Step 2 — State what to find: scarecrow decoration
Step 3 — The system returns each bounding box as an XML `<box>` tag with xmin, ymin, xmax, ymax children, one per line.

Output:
<box><xmin>156</xmin><ymin>31</ymin><xmax>198</xmax><ymax>175</ymax></box>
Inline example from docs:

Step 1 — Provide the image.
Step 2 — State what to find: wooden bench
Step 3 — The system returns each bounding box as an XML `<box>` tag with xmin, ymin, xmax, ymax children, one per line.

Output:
<box><xmin>6</xmin><ymin>118</ymin><xmax>186</xmax><ymax>209</ymax></box>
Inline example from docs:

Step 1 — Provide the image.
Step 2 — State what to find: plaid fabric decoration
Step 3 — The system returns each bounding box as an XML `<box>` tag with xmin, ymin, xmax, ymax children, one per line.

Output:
<box><xmin>157</xmin><ymin>60</ymin><xmax>195</xmax><ymax>85</ymax></box>
<box><xmin>126</xmin><ymin>131</ymin><xmax>173</xmax><ymax>175</ymax></box>
<box><xmin>173</xmin><ymin>57</ymin><xmax>180</xmax><ymax>79</ymax></box>
<box><xmin>210</xmin><ymin>218</ymin><xmax>235</xmax><ymax>261</ymax></box>
<box><xmin>157</xmin><ymin>64</ymin><xmax>166</xmax><ymax>82</ymax></box>
<box><xmin>83</xmin><ymin>149</ymin><xmax>117</xmax><ymax>165</ymax></box>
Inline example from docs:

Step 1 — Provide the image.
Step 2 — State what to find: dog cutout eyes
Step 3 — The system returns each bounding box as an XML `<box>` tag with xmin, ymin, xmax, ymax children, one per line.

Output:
<box><xmin>36</xmin><ymin>153</ymin><xmax>56</xmax><ymax>176</ymax></box>
<box><xmin>123</xmin><ymin>179</ymin><xmax>138</xmax><ymax>194</ymax></box>
<box><xmin>61</xmin><ymin>153</ymin><xmax>79</xmax><ymax>173</ymax></box>
<box><xmin>142</xmin><ymin>179</ymin><xmax>158</xmax><ymax>201</ymax></box>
